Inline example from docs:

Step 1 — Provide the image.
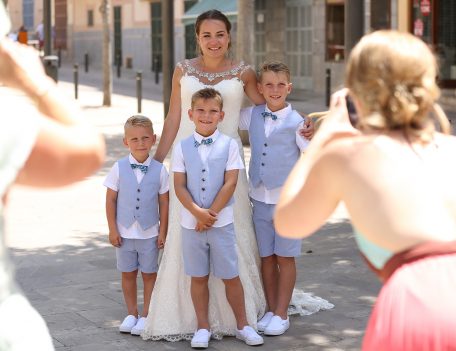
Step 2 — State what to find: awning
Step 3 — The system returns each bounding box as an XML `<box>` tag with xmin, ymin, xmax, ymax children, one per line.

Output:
<box><xmin>182</xmin><ymin>0</ymin><xmax>237</xmax><ymax>25</ymax></box>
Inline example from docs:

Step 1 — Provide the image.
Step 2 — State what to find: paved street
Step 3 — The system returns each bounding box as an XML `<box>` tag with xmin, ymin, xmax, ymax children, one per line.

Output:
<box><xmin>3</xmin><ymin>63</ymin><xmax>437</xmax><ymax>350</ymax></box>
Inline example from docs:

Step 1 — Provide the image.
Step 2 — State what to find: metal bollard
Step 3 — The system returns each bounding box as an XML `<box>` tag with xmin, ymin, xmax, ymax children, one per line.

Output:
<box><xmin>57</xmin><ymin>48</ymin><xmax>62</xmax><ymax>68</ymax></box>
<box><xmin>84</xmin><ymin>53</ymin><xmax>89</xmax><ymax>73</ymax></box>
<box><xmin>153</xmin><ymin>55</ymin><xmax>159</xmax><ymax>84</ymax></box>
<box><xmin>116</xmin><ymin>54</ymin><xmax>121</xmax><ymax>78</ymax></box>
<box><xmin>325</xmin><ymin>68</ymin><xmax>331</xmax><ymax>107</ymax></box>
<box><xmin>136</xmin><ymin>71</ymin><xmax>142</xmax><ymax>113</ymax></box>
<box><xmin>73</xmin><ymin>64</ymin><xmax>79</xmax><ymax>100</ymax></box>
<box><xmin>43</xmin><ymin>55</ymin><xmax>59</xmax><ymax>82</ymax></box>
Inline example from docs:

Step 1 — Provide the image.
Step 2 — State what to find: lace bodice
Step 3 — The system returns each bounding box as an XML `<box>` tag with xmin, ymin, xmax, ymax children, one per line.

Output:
<box><xmin>176</xmin><ymin>59</ymin><xmax>251</xmax><ymax>143</ymax></box>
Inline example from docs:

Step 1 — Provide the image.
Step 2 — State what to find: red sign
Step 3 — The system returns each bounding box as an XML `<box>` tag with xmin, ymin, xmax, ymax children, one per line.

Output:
<box><xmin>414</xmin><ymin>19</ymin><xmax>424</xmax><ymax>37</ymax></box>
<box><xmin>421</xmin><ymin>0</ymin><xmax>431</xmax><ymax>16</ymax></box>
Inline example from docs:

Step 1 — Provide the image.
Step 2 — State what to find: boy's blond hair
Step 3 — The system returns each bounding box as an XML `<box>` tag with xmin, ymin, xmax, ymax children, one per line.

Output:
<box><xmin>124</xmin><ymin>115</ymin><xmax>154</xmax><ymax>134</ymax></box>
<box><xmin>258</xmin><ymin>61</ymin><xmax>291</xmax><ymax>82</ymax></box>
<box><xmin>191</xmin><ymin>88</ymin><xmax>223</xmax><ymax>110</ymax></box>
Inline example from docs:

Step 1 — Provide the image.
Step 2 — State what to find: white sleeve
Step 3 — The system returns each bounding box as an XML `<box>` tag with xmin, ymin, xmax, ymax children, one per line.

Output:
<box><xmin>159</xmin><ymin>165</ymin><xmax>169</xmax><ymax>194</ymax></box>
<box><xmin>226</xmin><ymin>139</ymin><xmax>245</xmax><ymax>170</ymax></box>
<box><xmin>103</xmin><ymin>162</ymin><xmax>120</xmax><ymax>191</ymax></box>
<box><xmin>238</xmin><ymin>106</ymin><xmax>254</xmax><ymax>131</ymax></box>
<box><xmin>296</xmin><ymin>121</ymin><xmax>310</xmax><ymax>152</ymax></box>
<box><xmin>171</xmin><ymin>143</ymin><xmax>186</xmax><ymax>173</ymax></box>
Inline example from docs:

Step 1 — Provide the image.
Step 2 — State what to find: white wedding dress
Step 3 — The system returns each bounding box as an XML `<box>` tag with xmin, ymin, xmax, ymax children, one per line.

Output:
<box><xmin>142</xmin><ymin>60</ymin><xmax>334</xmax><ymax>342</ymax></box>
<box><xmin>142</xmin><ymin>60</ymin><xmax>267</xmax><ymax>341</ymax></box>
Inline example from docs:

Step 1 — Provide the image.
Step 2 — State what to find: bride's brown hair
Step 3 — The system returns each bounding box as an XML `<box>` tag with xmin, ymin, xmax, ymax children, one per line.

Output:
<box><xmin>346</xmin><ymin>30</ymin><xmax>450</xmax><ymax>140</ymax></box>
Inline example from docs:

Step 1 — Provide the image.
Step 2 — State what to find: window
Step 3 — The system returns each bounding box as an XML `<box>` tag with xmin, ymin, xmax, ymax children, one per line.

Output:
<box><xmin>87</xmin><ymin>10</ymin><xmax>94</xmax><ymax>27</ymax></box>
<box><xmin>184</xmin><ymin>1</ymin><xmax>198</xmax><ymax>59</ymax></box>
<box><xmin>370</xmin><ymin>0</ymin><xmax>390</xmax><ymax>30</ymax></box>
<box><xmin>254</xmin><ymin>0</ymin><xmax>266</xmax><ymax>67</ymax></box>
<box><xmin>437</xmin><ymin>0</ymin><xmax>456</xmax><ymax>84</ymax></box>
<box><xmin>409</xmin><ymin>0</ymin><xmax>456</xmax><ymax>87</ymax></box>
<box><xmin>151</xmin><ymin>2</ymin><xmax>162</xmax><ymax>72</ymax></box>
<box><xmin>326</xmin><ymin>0</ymin><xmax>345</xmax><ymax>61</ymax></box>
<box><xmin>23</xmin><ymin>0</ymin><xmax>34</xmax><ymax>30</ymax></box>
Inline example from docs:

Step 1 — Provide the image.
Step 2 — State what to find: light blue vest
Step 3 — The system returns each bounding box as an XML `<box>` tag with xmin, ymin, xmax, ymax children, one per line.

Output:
<box><xmin>117</xmin><ymin>157</ymin><xmax>161</xmax><ymax>230</ymax></box>
<box><xmin>181</xmin><ymin>133</ymin><xmax>234</xmax><ymax>209</ymax></box>
<box><xmin>249</xmin><ymin>104</ymin><xmax>303</xmax><ymax>189</ymax></box>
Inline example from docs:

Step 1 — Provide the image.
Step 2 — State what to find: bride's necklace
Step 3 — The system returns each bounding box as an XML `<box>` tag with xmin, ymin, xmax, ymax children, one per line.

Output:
<box><xmin>187</xmin><ymin>57</ymin><xmax>243</xmax><ymax>82</ymax></box>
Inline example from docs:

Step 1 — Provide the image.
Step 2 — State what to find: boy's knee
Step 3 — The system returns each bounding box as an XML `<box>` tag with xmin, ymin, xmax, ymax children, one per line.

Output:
<box><xmin>222</xmin><ymin>275</ymin><xmax>241</xmax><ymax>286</ymax></box>
<box><xmin>191</xmin><ymin>275</ymin><xmax>209</xmax><ymax>284</ymax></box>
<box><xmin>276</xmin><ymin>255</ymin><xmax>296</xmax><ymax>266</ymax></box>
<box><xmin>122</xmin><ymin>270</ymin><xmax>138</xmax><ymax>280</ymax></box>
<box><xmin>261</xmin><ymin>255</ymin><xmax>277</xmax><ymax>265</ymax></box>
<box><xmin>141</xmin><ymin>272</ymin><xmax>157</xmax><ymax>281</ymax></box>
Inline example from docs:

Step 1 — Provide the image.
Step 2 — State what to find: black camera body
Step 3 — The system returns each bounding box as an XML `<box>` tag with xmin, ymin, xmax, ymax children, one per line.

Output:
<box><xmin>345</xmin><ymin>95</ymin><xmax>358</xmax><ymax>127</ymax></box>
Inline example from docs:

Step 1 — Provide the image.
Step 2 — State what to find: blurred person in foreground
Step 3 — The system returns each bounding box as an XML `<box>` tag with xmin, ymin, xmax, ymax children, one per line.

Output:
<box><xmin>0</xmin><ymin>38</ymin><xmax>105</xmax><ymax>350</ymax></box>
<box><xmin>275</xmin><ymin>30</ymin><xmax>456</xmax><ymax>351</ymax></box>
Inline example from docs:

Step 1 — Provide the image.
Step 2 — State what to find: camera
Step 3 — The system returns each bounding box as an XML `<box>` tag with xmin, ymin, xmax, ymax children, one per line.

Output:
<box><xmin>345</xmin><ymin>95</ymin><xmax>358</xmax><ymax>127</ymax></box>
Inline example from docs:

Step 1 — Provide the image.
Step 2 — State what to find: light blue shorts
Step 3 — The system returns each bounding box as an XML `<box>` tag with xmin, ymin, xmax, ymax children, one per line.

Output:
<box><xmin>181</xmin><ymin>223</ymin><xmax>238</xmax><ymax>279</ymax></box>
<box><xmin>116</xmin><ymin>237</ymin><xmax>159</xmax><ymax>273</ymax></box>
<box><xmin>251</xmin><ymin>198</ymin><xmax>302</xmax><ymax>258</ymax></box>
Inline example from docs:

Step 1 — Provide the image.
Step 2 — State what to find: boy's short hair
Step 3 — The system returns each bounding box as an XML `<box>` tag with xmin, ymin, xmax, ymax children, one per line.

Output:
<box><xmin>124</xmin><ymin>115</ymin><xmax>153</xmax><ymax>133</ymax></box>
<box><xmin>258</xmin><ymin>61</ymin><xmax>291</xmax><ymax>82</ymax></box>
<box><xmin>191</xmin><ymin>88</ymin><xmax>223</xmax><ymax>110</ymax></box>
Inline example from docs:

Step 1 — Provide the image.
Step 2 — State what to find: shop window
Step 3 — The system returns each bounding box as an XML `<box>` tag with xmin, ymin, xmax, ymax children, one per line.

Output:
<box><xmin>411</xmin><ymin>0</ymin><xmax>456</xmax><ymax>87</ymax></box>
<box><xmin>436</xmin><ymin>0</ymin><xmax>456</xmax><ymax>83</ymax></box>
<box><xmin>326</xmin><ymin>0</ymin><xmax>345</xmax><ymax>62</ymax></box>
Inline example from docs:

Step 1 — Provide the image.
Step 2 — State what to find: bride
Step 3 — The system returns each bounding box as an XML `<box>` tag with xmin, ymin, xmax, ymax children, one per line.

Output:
<box><xmin>142</xmin><ymin>10</ymin><xmax>267</xmax><ymax>341</ymax></box>
<box><xmin>142</xmin><ymin>9</ymin><xmax>319</xmax><ymax>341</ymax></box>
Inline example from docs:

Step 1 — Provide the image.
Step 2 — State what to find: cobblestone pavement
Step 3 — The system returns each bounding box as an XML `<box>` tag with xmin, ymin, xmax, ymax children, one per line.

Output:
<box><xmin>3</xmin><ymin>64</ymin><xmax>406</xmax><ymax>350</ymax></box>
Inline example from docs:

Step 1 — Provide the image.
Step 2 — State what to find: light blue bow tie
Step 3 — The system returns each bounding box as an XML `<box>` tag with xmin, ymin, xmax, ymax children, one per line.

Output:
<box><xmin>261</xmin><ymin>111</ymin><xmax>278</xmax><ymax>121</ymax></box>
<box><xmin>131</xmin><ymin>163</ymin><xmax>148</xmax><ymax>174</ymax></box>
<box><xmin>194</xmin><ymin>138</ymin><xmax>214</xmax><ymax>147</ymax></box>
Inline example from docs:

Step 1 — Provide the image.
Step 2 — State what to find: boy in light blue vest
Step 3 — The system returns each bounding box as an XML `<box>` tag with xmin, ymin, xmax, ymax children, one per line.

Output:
<box><xmin>239</xmin><ymin>61</ymin><xmax>309</xmax><ymax>336</ymax></box>
<box><xmin>172</xmin><ymin>88</ymin><xmax>264</xmax><ymax>349</ymax></box>
<box><xmin>104</xmin><ymin>115</ymin><xmax>169</xmax><ymax>336</ymax></box>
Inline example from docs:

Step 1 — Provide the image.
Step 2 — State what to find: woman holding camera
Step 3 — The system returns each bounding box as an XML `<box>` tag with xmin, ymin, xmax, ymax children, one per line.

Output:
<box><xmin>275</xmin><ymin>30</ymin><xmax>456</xmax><ymax>350</ymax></box>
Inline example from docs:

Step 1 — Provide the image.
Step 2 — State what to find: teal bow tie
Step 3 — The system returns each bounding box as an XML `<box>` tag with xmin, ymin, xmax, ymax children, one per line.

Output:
<box><xmin>131</xmin><ymin>163</ymin><xmax>148</xmax><ymax>174</ymax></box>
<box><xmin>261</xmin><ymin>111</ymin><xmax>278</xmax><ymax>121</ymax></box>
<box><xmin>194</xmin><ymin>138</ymin><xmax>214</xmax><ymax>147</ymax></box>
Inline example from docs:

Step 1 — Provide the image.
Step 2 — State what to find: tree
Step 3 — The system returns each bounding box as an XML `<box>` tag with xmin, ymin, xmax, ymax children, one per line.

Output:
<box><xmin>236</xmin><ymin>0</ymin><xmax>254</xmax><ymax>63</ymax></box>
<box><xmin>100</xmin><ymin>0</ymin><xmax>112</xmax><ymax>106</ymax></box>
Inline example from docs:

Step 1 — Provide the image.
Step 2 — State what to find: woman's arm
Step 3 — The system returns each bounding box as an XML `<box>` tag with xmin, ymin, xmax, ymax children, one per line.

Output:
<box><xmin>241</xmin><ymin>67</ymin><xmax>266</xmax><ymax>105</ymax></box>
<box><xmin>154</xmin><ymin>66</ymin><xmax>184</xmax><ymax>162</ymax></box>
<box><xmin>0</xmin><ymin>39</ymin><xmax>105</xmax><ymax>187</ymax></box>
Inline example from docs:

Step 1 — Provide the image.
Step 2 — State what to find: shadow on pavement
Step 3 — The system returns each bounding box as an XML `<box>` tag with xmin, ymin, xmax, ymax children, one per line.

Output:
<box><xmin>10</xmin><ymin>220</ymin><xmax>379</xmax><ymax>350</ymax></box>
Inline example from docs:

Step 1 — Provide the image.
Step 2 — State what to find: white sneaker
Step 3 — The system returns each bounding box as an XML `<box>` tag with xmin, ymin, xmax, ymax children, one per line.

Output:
<box><xmin>191</xmin><ymin>328</ymin><xmax>211</xmax><ymax>348</ymax></box>
<box><xmin>119</xmin><ymin>315</ymin><xmax>137</xmax><ymax>333</ymax></box>
<box><xmin>131</xmin><ymin>316</ymin><xmax>146</xmax><ymax>336</ymax></box>
<box><xmin>264</xmin><ymin>315</ymin><xmax>290</xmax><ymax>336</ymax></box>
<box><xmin>257</xmin><ymin>311</ymin><xmax>274</xmax><ymax>332</ymax></box>
<box><xmin>236</xmin><ymin>325</ymin><xmax>264</xmax><ymax>346</ymax></box>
